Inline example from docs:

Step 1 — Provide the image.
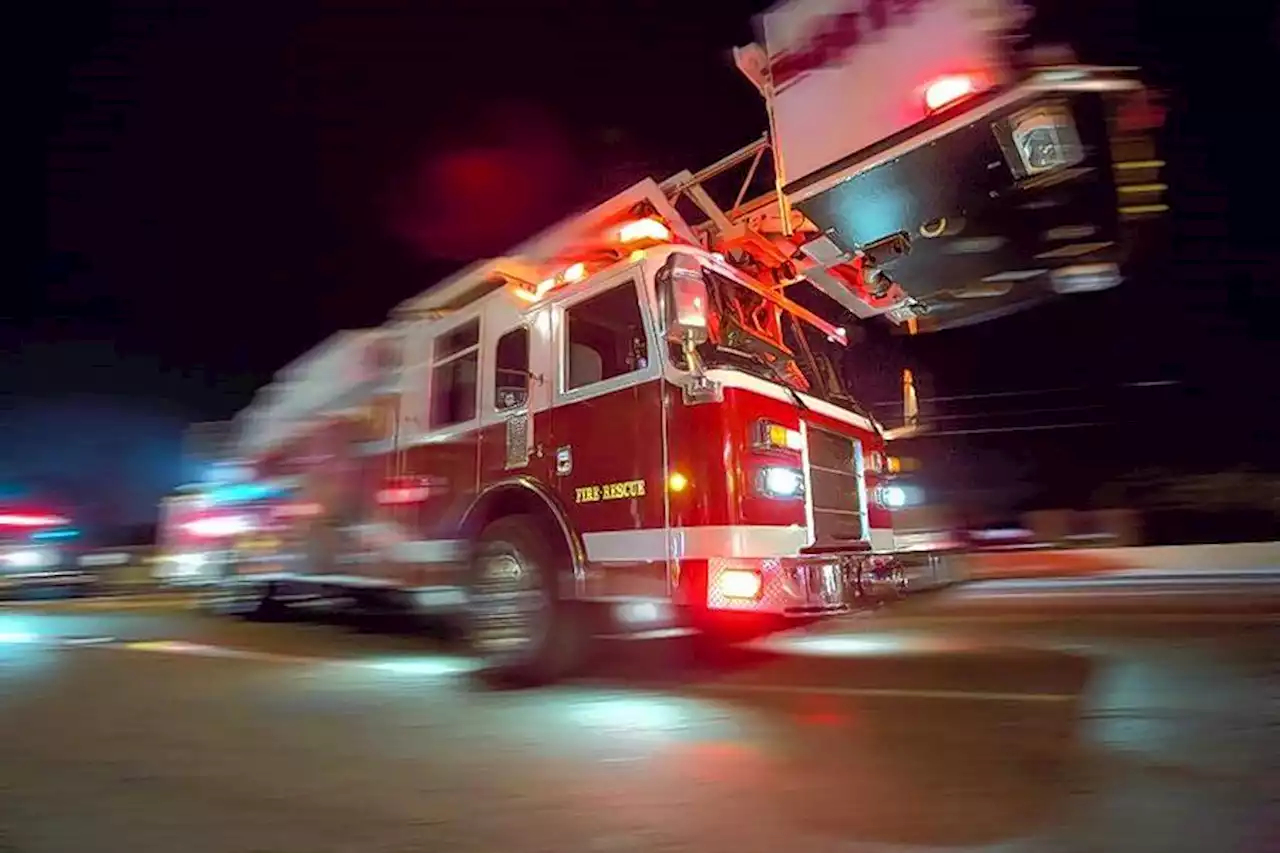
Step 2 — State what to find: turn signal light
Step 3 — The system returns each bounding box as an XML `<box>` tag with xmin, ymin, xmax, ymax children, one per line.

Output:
<box><xmin>755</xmin><ymin>420</ymin><xmax>804</xmax><ymax>452</ymax></box>
<box><xmin>868</xmin><ymin>453</ymin><xmax>919</xmax><ymax>474</ymax></box>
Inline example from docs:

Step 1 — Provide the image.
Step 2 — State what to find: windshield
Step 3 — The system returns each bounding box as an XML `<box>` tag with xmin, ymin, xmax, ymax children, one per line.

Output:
<box><xmin>681</xmin><ymin>268</ymin><xmax>861</xmax><ymax>411</ymax></box>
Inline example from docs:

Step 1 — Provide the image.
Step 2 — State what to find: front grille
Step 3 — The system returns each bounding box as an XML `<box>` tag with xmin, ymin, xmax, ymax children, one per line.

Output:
<box><xmin>805</xmin><ymin>425</ymin><xmax>865</xmax><ymax>546</ymax></box>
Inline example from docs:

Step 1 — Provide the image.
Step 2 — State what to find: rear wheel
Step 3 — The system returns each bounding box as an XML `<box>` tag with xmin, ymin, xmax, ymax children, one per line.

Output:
<box><xmin>466</xmin><ymin>514</ymin><xmax>585</xmax><ymax>687</ymax></box>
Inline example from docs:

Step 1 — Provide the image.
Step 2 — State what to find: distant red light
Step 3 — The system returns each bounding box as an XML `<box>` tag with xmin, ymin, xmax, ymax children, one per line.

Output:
<box><xmin>0</xmin><ymin>513</ymin><xmax>70</xmax><ymax>528</ymax></box>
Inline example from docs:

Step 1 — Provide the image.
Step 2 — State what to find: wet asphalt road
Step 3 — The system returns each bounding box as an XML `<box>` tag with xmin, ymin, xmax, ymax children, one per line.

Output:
<box><xmin>0</xmin><ymin>575</ymin><xmax>1277</xmax><ymax>853</ymax></box>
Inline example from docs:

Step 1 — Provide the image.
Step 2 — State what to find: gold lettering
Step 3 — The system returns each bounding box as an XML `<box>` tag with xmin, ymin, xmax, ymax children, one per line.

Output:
<box><xmin>577</xmin><ymin>480</ymin><xmax>646</xmax><ymax>503</ymax></box>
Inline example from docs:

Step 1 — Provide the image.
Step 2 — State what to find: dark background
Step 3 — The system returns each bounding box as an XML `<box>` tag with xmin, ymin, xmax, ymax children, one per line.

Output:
<box><xmin>5</xmin><ymin>0</ymin><xmax>1278</xmax><ymax>539</ymax></box>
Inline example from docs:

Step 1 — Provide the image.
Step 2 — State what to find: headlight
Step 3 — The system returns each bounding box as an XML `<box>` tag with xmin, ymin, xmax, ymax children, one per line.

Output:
<box><xmin>997</xmin><ymin>103</ymin><xmax>1084</xmax><ymax>179</ymax></box>
<box><xmin>874</xmin><ymin>484</ymin><xmax>909</xmax><ymax>510</ymax></box>
<box><xmin>2</xmin><ymin>549</ymin><xmax>55</xmax><ymax>569</ymax></box>
<box><xmin>758</xmin><ymin>466</ymin><xmax>805</xmax><ymax>499</ymax></box>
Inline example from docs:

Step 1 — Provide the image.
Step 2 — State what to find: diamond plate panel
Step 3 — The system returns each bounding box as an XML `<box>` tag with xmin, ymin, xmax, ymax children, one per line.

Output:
<box><xmin>504</xmin><ymin>414</ymin><xmax>530</xmax><ymax>470</ymax></box>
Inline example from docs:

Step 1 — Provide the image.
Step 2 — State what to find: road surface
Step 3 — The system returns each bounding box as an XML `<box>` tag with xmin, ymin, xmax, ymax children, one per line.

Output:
<box><xmin>0</xmin><ymin>574</ymin><xmax>1277</xmax><ymax>853</ymax></box>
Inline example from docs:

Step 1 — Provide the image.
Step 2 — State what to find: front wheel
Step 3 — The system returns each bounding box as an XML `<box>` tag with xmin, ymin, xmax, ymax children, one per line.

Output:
<box><xmin>466</xmin><ymin>514</ymin><xmax>585</xmax><ymax>687</ymax></box>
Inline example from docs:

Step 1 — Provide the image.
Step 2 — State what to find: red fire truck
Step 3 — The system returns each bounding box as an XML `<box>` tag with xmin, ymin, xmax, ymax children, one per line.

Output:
<box><xmin>182</xmin><ymin>0</ymin><xmax>1163</xmax><ymax>682</ymax></box>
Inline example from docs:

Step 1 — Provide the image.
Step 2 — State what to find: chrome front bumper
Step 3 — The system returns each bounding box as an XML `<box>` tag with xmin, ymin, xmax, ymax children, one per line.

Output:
<box><xmin>707</xmin><ymin>549</ymin><xmax>946</xmax><ymax>616</ymax></box>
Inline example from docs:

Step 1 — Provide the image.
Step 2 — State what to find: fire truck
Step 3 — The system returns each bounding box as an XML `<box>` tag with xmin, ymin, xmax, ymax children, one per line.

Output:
<box><xmin>156</xmin><ymin>478</ymin><xmax>294</xmax><ymax>585</ymax></box>
<box><xmin>178</xmin><ymin>0</ymin><xmax>1164</xmax><ymax>682</ymax></box>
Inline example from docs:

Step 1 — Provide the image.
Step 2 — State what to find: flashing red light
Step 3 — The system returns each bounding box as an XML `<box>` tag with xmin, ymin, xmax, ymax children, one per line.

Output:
<box><xmin>0</xmin><ymin>513</ymin><xmax>70</xmax><ymax>528</ymax></box>
<box><xmin>924</xmin><ymin>74</ymin><xmax>978</xmax><ymax>113</ymax></box>
<box><xmin>376</xmin><ymin>486</ymin><xmax>430</xmax><ymax>506</ymax></box>
<box><xmin>715</xmin><ymin>568</ymin><xmax>763</xmax><ymax>601</ymax></box>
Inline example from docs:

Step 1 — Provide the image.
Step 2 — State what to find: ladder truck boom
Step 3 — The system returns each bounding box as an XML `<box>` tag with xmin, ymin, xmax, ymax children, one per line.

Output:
<box><xmin>670</xmin><ymin>0</ymin><xmax>1165</xmax><ymax>333</ymax></box>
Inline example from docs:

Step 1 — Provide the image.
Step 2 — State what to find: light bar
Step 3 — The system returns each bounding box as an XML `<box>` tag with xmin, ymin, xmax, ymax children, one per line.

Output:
<box><xmin>620</xmin><ymin>217</ymin><xmax>671</xmax><ymax>244</ymax></box>
<box><xmin>924</xmin><ymin>74</ymin><xmax>979</xmax><ymax>112</ymax></box>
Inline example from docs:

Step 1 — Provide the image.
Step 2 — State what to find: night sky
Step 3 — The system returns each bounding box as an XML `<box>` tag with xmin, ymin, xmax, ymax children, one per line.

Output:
<box><xmin>7</xmin><ymin>0</ymin><xmax>1279</xmax><ymax>535</ymax></box>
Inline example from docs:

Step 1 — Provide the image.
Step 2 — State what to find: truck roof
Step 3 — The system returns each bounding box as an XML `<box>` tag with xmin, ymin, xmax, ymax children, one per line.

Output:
<box><xmin>235</xmin><ymin>327</ymin><xmax>386</xmax><ymax>458</ymax></box>
<box><xmin>391</xmin><ymin>178</ymin><xmax>697</xmax><ymax>318</ymax></box>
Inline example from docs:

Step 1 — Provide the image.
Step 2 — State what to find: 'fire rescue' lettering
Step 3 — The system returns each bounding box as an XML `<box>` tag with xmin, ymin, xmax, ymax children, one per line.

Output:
<box><xmin>575</xmin><ymin>479</ymin><xmax>646</xmax><ymax>503</ymax></box>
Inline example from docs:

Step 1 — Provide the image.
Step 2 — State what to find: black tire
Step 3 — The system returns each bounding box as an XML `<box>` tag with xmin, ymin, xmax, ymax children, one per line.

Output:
<box><xmin>466</xmin><ymin>514</ymin><xmax>585</xmax><ymax>687</ymax></box>
<box><xmin>199</xmin><ymin>568</ymin><xmax>284</xmax><ymax>621</ymax></box>
<box><xmin>244</xmin><ymin>581</ymin><xmax>289</xmax><ymax>622</ymax></box>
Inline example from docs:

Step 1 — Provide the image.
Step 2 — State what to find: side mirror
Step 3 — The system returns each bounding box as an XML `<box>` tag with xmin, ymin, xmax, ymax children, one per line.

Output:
<box><xmin>902</xmin><ymin>368</ymin><xmax>919</xmax><ymax>427</ymax></box>
<box><xmin>655</xmin><ymin>253</ymin><xmax>710</xmax><ymax>346</ymax></box>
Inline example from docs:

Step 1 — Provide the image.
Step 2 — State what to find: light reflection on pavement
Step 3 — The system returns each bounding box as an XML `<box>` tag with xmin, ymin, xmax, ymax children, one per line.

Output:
<box><xmin>0</xmin><ymin>581</ymin><xmax>1276</xmax><ymax>853</ymax></box>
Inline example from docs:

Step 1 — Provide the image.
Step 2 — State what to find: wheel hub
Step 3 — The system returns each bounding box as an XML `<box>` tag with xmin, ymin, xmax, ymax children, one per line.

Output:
<box><xmin>470</xmin><ymin>551</ymin><xmax>546</xmax><ymax>658</ymax></box>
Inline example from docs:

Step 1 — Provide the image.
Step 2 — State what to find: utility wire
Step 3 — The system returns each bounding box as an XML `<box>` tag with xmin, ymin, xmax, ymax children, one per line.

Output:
<box><xmin>910</xmin><ymin>422</ymin><xmax>1109</xmax><ymax>437</ymax></box>
<box><xmin>917</xmin><ymin>404</ymin><xmax>1105</xmax><ymax>422</ymax></box>
<box><xmin>869</xmin><ymin>380</ymin><xmax>1180</xmax><ymax>408</ymax></box>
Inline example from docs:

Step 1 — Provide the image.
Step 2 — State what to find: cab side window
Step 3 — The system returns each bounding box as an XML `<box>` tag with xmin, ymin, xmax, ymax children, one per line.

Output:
<box><xmin>494</xmin><ymin>327</ymin><xmax>529</xmax><ymax>411</ymax></box>
<box><xmin>565</xmin><ymin>280</ymin><xmax>649</xmax><ymax>391</ymax></box>
<box><xmin>429</xmin><ymin>318</ymin><xmax>479</xmax><ymax>428</ymax></box>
